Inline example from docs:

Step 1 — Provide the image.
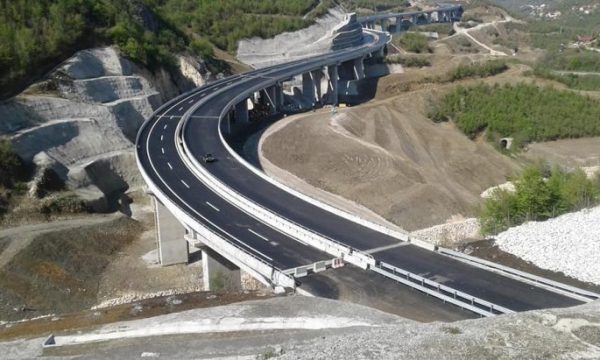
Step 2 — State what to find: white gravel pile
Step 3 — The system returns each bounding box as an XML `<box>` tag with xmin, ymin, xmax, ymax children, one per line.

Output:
<box><xmin>495</xmin><ymin>206</ymin><xmax>600</xmax><ymax>285</ymax></box>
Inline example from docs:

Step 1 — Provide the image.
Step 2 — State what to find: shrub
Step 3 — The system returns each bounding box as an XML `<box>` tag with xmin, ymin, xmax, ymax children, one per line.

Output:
<box><xmin>394</xmin><ymin>32</ymin><xmax>432</xmax><ymax>54</ymax></box>
<box><xmin>449</xmin><ymin>61</ymin><xmax>508</xmax><ymax>81</ymax></box>
<box><xmin>480</xmin><ymin>165</ymin><xmax>600</xmax><ymax>235</ymax></box>
<box><xmin>0</xmin><ymin>140</ymin><xmax>23</xmax><ymax>188</ymax></box>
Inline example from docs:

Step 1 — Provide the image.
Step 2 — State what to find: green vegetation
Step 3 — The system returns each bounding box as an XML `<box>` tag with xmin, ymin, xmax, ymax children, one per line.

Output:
<box><xmin>156</xmin><ymin>0</ymin><xmax>318</xmax><ymax>52</ymax></box>
<box><xmin>0</xmin><ymin>140</ymin><xmax>23</xmax><ymax>188</ymax></box>
<box><xmin>0</xmin><ymin>0</ymin><xmax>193</xmax><ymax>97</ymax></box>
<box><xmin>385</xmin><ymin>55</ymin><xmax>431</xmax><ymax>67</ymax></box>
<box><xmin>531</xmin><ymin>67</ymin><xmax>600</xmax><ymax>91</ymax></box>
<box><xmin>394</xmin><ymin>32</ymin><xmax>432</xmax><ymax>54</ymax></box>
<box><xmin>429</xmin><ymin>83</ymin><xmax>600</xmax><ymax>147</ymax></box>
<box><xmin>448</xmin><ymin>61</ymin><xmax>508</xmax><ymax>81</ymax></box>
<box><xmin>40</xmin><ymin>193</ymin><xmax>90</xmax><ymax>215</ymax></box>
<box><xmin>480</xmin><ymin>165</ymin><xmax>600</xmax><ymax>235</ymax></box>
<box><xmin>418</xmin><ymin>23</ymin><xmax>455</xmax><ymax>36</ymax></box>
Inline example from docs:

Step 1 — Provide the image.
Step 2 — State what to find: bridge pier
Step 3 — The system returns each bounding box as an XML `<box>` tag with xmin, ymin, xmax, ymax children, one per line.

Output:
<box><xmin>154</xmin><ymin>198</ymin><xmax>189</xmax><ymax>266</ymax></box>
<box><xmin>354</xmin><ymin>57</ymin><xmax>365</xmax><ymax>80</ymax></box>
<box><xmin>201</xmin><ymin>246</ymin><xmax>241</xmax><ymax>292</ymax></box>
<box><xmin>326</xmin><ymin>65</ymin><xmax>339</xmax><ymax>105</ymax></box>
<box><xmin>302</xmin><ymin>72</ymin><xmax>317</xmax><ymax>104</ymax></box>
<box><xmin>235</xmin><ymin>99</ymin><xmax>249</xmax><ymax>123</ymax></box>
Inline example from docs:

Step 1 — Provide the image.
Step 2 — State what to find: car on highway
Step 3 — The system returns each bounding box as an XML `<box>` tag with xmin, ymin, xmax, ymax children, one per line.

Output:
<box><xmin>202</xmin><ymin>153</ymin><xmax>216</xmax><ymax>163</ymax></box>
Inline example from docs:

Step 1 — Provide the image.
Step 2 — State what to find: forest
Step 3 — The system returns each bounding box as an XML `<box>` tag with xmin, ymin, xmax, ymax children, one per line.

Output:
<box><xmin>429</xmin><ymin>83</ymin><xmax>600</xmax><ymax>148</ymax></box>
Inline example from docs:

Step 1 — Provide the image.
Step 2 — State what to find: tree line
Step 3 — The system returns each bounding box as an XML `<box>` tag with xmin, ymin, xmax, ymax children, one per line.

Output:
<box><xmin>480</xmin><ymin>165</ymin><xmax>600</xmax><ymax>235</ymax></box>
<box><xmin>429</xmin><ymin>82</ymin><xmax>600</xmax><ymax>148</ymax></box>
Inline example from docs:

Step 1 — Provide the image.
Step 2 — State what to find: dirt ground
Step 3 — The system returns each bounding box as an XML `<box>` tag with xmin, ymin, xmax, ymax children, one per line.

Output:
<box><xmin>522</xmin><ymin>137</ymin><xmax>600</xmax><ymax>168</ymax></box>
<box><xmin>261</xmin><ymin>90</ymin><xmax>520</xmax><ymax>231</ymax></box>
<box><xmin>0</xmin><ymin>197</ymin><xmax>204</xmax><ymax>322</ymax></box>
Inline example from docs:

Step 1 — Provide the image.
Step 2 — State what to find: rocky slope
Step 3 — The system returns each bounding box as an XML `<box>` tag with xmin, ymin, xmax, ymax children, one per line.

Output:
<box><xmin>0</xmin><ymin>47</ymin><xmax>217</xmax><ymax>211</ymax></box>
<box><xmin>3</xmin><ymin>296</ymin><xmax>600</xmax><ymax>359</ymax></box>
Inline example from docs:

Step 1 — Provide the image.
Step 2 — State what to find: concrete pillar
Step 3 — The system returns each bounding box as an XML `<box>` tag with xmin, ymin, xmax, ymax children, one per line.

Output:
<box><xmin>327</xmin><ymin>65</ymin><xmax>339</xmax><ymax>106</ymax></box>
<box><xmin>202</xmin><ymin>246</ymin><xmax>241</xmax><ymax>291</ymax></box>
<box><xmin>412</xmin><ymin>15</ymin><xmax>418</xmax><ymax>25</ymax></box>
<box><xmin>302</xmin><ymin>72</ymin><xmax>316</xmax><ymax>103</ymax></box>
<box><xmin>154</xmin><ymin>198</ymin><xmax>188</xmax><ymax>266</ymax></box>
<box><xmin>395</xmin><ymin>17</ymin><xmax>402</xmax><ymax>33</ymax></box>
<box><xmin>354</xmin><ymin>57</ymin><xmax>365</xmax><ymax>80</ymax></box>
<box><xmin>275</xmin><ymin>82</ymin><xmax>284</xmax><ymax>110</ymax></box>
<box><xmin>311</xmin><ymin>70</ymin><xmax>323</xmax><ymax>103</ymax></box>
<box><xmin>235</xmin><ymin>99</ymin><xmax>249</xmax><ymax>123</ymax></box>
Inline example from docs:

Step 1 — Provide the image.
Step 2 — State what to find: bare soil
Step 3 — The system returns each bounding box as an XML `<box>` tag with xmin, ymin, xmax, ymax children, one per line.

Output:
<box><xmin>522</xmin><ymin>137</ymin><xmax>600</xmax><ymax>168</ymax></box>
<box><xmin>0</xmin><ymin>291</ymin><xmax>274</xmax><ymax>342</ymax></box>
<box><xmin>0</xmin><ymin>201</ymin><xmax>204</xmax><ymax>323</ymax></box>
<box><xmin>261</xmin><ymin>91</ymin><xmax>520</xmax><ymax>231</ymax></box>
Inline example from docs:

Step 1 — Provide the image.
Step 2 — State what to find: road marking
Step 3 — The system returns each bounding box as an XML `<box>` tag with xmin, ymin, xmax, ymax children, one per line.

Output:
<box><xmin>164</xmin><ymin>124</ymin><xmax>168</xmax><ymax>129</ymax></box>
<box><xmin>180</xmin><ymin>179</ymin><xmax>190</xmax><ymax>188</ymax></box>
<box><xmin>365</xmin><ymin>242</ymin><xmax>410</xmax><ymax>254</ymax></box>
<box><xmin>160</xmin><ymin>135</ymin><xmax>164</xmax><ymax>141</ymax></box>
<box><xmin>167</xmin><ymin>162</ymin><xmax>173</xmax><ymax>170</ymax></box>
<box><xmin>248</xmin><ymin>229</ymin><xmax>269</xmax><ymax>242</ymax></box>
<box><xmin>178</xmin><ymin>107</ymin><xmax>184</xmax><ymax>112</ymax></box>
<box><xmin>170</xmin><ymin>116</ymin><xmax>174</xmax><ymax>120</ymax></box>
<box><xmin>189</xmin><ymin>99</ymin><xmax>195</xmax><ymax>104</ymax></box>
<box><xmin>205</xmin><ymin>202</ymin><xmax>220</xmax><ymax>212</ymax></box>
<box><xmin>161</xmin><ymin>147</ymin><xmax>165</xmax><ymax>154</ymax></box>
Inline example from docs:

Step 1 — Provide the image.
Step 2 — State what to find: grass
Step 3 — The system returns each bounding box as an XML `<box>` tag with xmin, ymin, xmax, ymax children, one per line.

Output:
<box><xmin>385</xmin><ymin>55</ymin><xmax>431</xmax><ymax>67</ymax></box>
<box><xmin>394</xmin><ymin>32</ymin><xmax>432</xmax><ymax>54</ymax></box>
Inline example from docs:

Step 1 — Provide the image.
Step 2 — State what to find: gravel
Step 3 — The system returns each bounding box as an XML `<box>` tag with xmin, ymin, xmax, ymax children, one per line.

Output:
<box><xmin>495</xmin><ymin>206</ymin><xmax>600</xmax><ymax>285</ymax></box>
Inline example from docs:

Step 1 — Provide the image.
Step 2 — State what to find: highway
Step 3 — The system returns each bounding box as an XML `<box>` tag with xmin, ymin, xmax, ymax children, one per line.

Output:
<box><xmin>137</xmin><ymin>10</ymin><xmax>591</xmax><ymax>316</ymax></box>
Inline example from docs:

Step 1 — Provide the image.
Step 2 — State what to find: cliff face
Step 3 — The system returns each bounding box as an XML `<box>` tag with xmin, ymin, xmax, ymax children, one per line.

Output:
<box><xmin>0</xmin><ymin>47</ymin><xmax>216</xmax><ymax>211</ymax></box>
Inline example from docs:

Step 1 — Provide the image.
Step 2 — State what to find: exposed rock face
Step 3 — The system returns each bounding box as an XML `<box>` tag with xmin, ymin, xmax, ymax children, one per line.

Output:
<box><xmin>0</xmin><ymin>47</ymin><xmax>213</xmax><ymax>211</ymax></box>
<box><xmin>237</xmin><ymin>8</ymin><xmax>346</xmax><ymax>68</ymax></box>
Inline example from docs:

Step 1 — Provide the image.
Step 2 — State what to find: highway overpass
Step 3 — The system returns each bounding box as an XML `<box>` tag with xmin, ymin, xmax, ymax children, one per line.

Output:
<box><xmin>136</xmin><ymin>8</ymin><xmax>599</xmax><ymax>317</ymax></box>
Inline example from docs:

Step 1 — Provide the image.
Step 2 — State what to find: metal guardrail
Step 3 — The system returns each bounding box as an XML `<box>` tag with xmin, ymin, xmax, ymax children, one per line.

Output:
<box><xmin>438</xmin><ymin>248</ymin><xmax>600</xmax><ymax>303</ymax></box>
<box><xmin>373</xmin><ymin>262</ymin><xmax>515</xmax><ymax>317</ymax></box>
<box><xmin>135</xmin><ymin>87</ymin><xmax>296</xmax><ymax>290</ymax></box>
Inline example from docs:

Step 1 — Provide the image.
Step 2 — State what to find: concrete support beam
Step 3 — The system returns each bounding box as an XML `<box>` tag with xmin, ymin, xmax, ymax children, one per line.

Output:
<box><xmin>311</xmin><ymin>71</ymin><xmax>323</xmax><ymax>104</ymax></box>
<box><xmin>202</xmin><ymin>246</ymin><xmax>241</xmax><ymax>291</ymax></box>
<box><xmin>327</xmin><ymin>65</ymin><xmax>339</xmax><ymax>106</ymax></box>
<box><xmin>235</xmin><ymin>99</ymin><xmax>249</xmax><ymax>124</ymax></box>
<box><xmin>302</xmin><ymin>72</ymin><xmax>317</xmax><ymax>104</ymax></box>
<box><xmin>154</xmin><ymin>198</ymin><xmax>189</xmax><ymax>266</ymax></box>
<box><xmin>354</xmin><ymin>57</ymin><xmax>365</xmax><ymax>80</ymax></box>
<box><xmin>395</xmin><ymin>17</ymin><xmax>402</xmax><ymax>33</ymax></box>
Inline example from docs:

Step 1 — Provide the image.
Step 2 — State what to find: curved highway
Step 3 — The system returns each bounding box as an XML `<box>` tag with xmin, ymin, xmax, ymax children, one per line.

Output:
<box><xmin>137</xmin><ymin>17</ymin><xmax>591</xmax><ymax>315</ymax></box>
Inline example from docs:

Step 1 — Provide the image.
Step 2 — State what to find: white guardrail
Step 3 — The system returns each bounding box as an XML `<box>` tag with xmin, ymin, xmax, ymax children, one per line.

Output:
<box><xmin>137</xmin><ymin>155</ymin><xmax>295</xmax><ymax>290</ymax></box>
<box><xmin>438</xmin><ymin>248</ymin><xmax>600</xmax><ymax>303</ymax></box>
<box><xmin>373</xmin><ymin>262</ymin><xmax>515</xmax><ymax>317</ymax></box>
<box><xmin>173</xmin><ymin>30</ymin><xmax>526</xmax><ymax>315</ymax></box>
<box><xmin>135</xmin><ymin>81</ymin><xmax>296</xmax><ymax>290</ymax></box>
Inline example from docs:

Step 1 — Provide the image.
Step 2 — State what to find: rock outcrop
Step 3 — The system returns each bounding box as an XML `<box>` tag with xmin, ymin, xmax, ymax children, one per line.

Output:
<box><xmin>0</xmin><ymin>47</ymin><xmax>215</xmax><ymax>211</ymax></box>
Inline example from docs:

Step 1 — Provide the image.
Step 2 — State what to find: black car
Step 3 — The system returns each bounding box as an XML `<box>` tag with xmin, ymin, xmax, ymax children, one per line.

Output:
<box><xmin>202</xmin><ymin>153</ymin><xmax>216</xmax><ymax>163</ymax></box>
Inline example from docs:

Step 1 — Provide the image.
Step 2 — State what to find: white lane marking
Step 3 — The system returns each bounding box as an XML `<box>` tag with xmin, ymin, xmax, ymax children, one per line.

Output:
<box><xmin>160</xmin><ymin>135</ymin><xmax>164</xmax><ymax>141</ymax></box>
<box><xmin>143</xmin><ymin>72</ymin><xmax>293</xmax><ymax>264</ymax></box>
<box><xmin>164</xmin><ymin>124</ymin><xmax>168</xmax><ymax>129</ymax></box>
<box><xmin>180</xmin><ymin>179</ymin><xmax>190</xmax><ymax>188</ymax></box>
<box><xmin>167</xmin><ymin>162</ymin><xmax>173</xmax><ymax>170</ymax></box>
<box><xmin>248</xmin><ymin>228</ymin><xmax>269</xmax><ymax>242</ymax></box>
<box><xmin>205</xmin><ymin>202</ymin><xmax>220</xmax><ymax>212</ymax></box>
<box><xmin>178</xmin><ymin>106</ymin><xmax>184</xmax><ymax>112</ymax></box>
<box><xmin>170</xmin><ymin>116</ymin><xmax>174</xmax><ymax>120</ymax></box>
<box><xmin>189</xmin><ymin>99</ymin><xmax>195</xmax><ymax>104</ymax></box>
<box><xmin>161</xmin><ymin>147</ymin><xmax>165</xmax><ymax>154</ymax></box>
